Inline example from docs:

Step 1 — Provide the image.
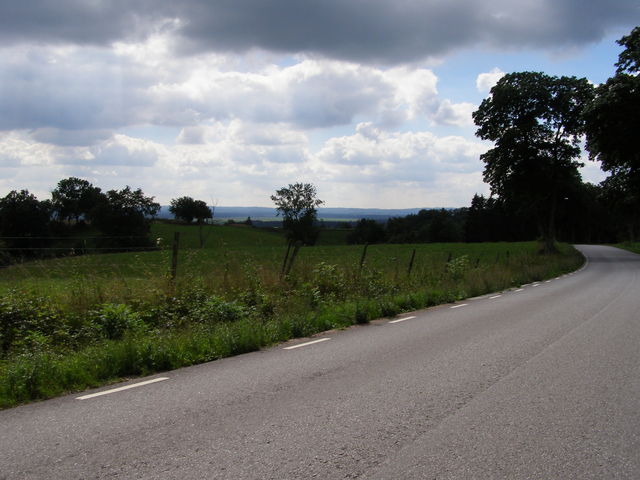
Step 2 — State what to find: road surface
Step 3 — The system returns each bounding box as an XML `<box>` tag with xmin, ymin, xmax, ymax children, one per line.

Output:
<box><xmin>1</xmin><ymin>245</ymin><xmax>639</xmax><ymax>479</ymax></box>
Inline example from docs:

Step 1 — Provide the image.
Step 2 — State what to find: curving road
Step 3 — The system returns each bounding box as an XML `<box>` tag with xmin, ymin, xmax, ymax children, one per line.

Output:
<box><xmin>1</xmin><ymin>245</ymin><xmax>639</xmax><ymax>479</ymax></box>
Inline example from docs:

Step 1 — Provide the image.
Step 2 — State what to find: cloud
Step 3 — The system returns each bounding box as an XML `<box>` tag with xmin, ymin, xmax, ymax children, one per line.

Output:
<box><xmin>30</xmin><ymin>128</ymin><xmax>113</xmax><ymax>146</ymax></box>
<box><xmin>476</xmin><ymin>68</ymin><xmax>506</xmax><ymax>93</ymax></box>
<box><xmin>43</xmin><ymin>135</ymin><xmax>162</xmax><ymax>167</ymax></box>
<box><xmin>1</xmin><ymin>1</ymin><xmax>636</xmax><ymax>64</ymax></box>
<box><xmin>431</xmin><ymin>100</ymin><xmax>476</xmax><ymax>127</ymax></box>
<box><xmin>0</xmin><ymin>1</ymin><xmax>167</xmax><ymax>46</ymax></box>
<box><xmin>0</xmin><ymin>44</ymin><xmax>152</xmax><ymax>131</ymax></box>
<box><xmin>88</xmin><ymin>135</ymin><xmax>160</xmax><ymax>166</ymax></box>
<box><xmin>0</xmin><ymin>121</ymin><xmax>489</xmax><ymax>207</ymax></box>
<box><xmin>0</xmin><ymin>42</ymin><xmax>471</xmax><ymax>135</ymax></box>
<box><xmin>316</xmin><ymin>122</ymin><xmax>487</xmax><ymax>182</ymax></box>
<box><xmin>177</xmin><ymin>126</ymin><xmax>206</xmax><ymax>145</ymax></box>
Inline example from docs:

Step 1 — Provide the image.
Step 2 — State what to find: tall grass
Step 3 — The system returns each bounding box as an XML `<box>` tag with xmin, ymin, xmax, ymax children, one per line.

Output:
<box><xmin>0</xmin><ymin>228</ymin><xmax>584</xmax><ymax>408</ymax></box>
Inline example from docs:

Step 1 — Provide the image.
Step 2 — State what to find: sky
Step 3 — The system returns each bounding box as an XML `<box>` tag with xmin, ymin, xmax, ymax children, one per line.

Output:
<box><xmin>0</xmin><ymin>1</ymin><xmax>638</xmax><ymax>208</ymax></box>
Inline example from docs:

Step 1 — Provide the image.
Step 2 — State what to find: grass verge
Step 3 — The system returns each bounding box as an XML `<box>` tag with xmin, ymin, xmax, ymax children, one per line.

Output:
<box><xmin>614</xmin><ymin>242</ymin><xmax>640</xmax><ymax>255</ymax></box>
<box><xmin>0</xmin><ymin>241</ymin><xmax>584</xmax><ymax>409</ymax></box>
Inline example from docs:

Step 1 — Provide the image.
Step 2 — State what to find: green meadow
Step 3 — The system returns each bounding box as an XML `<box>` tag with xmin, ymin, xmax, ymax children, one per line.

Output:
<box><xmin>0</xmin><ymin>223</ymin><xmax>584</xmax><ymax>408</ymax></box>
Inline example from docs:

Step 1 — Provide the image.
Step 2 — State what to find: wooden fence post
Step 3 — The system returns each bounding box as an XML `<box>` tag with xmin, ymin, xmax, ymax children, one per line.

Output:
<box><xmin>171</xmin><ymin>231</ymin><xmax>180</xmax><ymax>281</ymax></box>
<box><xmin>358</xmin><ymin>243</ymin><xmax>369</xmax><ymax>275</ymax></box>
<box><xmin>407</xmin><ymin>249</ymin><xmax>416</xmax><ymax>277</ymax></box>
<box><xmin>285</xmin><ymin>241</ymin><xmax>302</xmax><ymax>277</ymax></box>
<box><xmin>280</xmin><ymin>241</ymin><xmax>293</xmax><ymax>280</ymax></box>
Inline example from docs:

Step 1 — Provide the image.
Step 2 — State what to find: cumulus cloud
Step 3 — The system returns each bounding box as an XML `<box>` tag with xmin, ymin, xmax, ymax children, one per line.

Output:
<box><xmin>476</xmin><ymin>67</ymin><xmax>506</xmax><ymax>93</ymax></box>
<box><xmin>88</xmin><ymin>135</ymin><xmax>160</xmax><ymax>166</ymax></box>
<box><xmin>1</xmin><ymin>1</ymin><xmax>636</xmax><ymax>64</ymax></box>
<box><xmin>316</xmin><ymin>122</ymin><xmax>487</xmax><ymax>181</ymax></box>
<box><xmin>0</xmin><ymin>120</ymin><xmax>488</xmax><ymax>207</ymax></box>
<box><xmin>0</xmin><ymin>42</ymin><xmax>471</xmax><ymax>135</ymax></box>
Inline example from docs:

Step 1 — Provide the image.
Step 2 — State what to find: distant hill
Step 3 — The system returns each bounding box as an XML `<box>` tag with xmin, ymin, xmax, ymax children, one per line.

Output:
<box><xmin>157</xmin><ymin>206</ymin><xmax>435</xmax><ymax>222</ymax></box>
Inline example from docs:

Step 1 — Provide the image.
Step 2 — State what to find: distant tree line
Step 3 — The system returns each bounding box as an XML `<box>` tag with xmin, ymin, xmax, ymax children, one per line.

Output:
<box><xmin>347</xmin><ymin>182</ymin><xmax>621</xmax><ymax>246</ymax></box>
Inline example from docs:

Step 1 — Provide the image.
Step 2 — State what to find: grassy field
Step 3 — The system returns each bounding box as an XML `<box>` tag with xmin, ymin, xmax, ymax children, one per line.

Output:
<box><xmin>0</xmin><ymin>235</ymin><xmax>570</xmax><ymax>309</ymax></box>
<box><xmin>0</xmin><ymin>223</ymin><xmax>585</xmax><ymax>408</ymax></box>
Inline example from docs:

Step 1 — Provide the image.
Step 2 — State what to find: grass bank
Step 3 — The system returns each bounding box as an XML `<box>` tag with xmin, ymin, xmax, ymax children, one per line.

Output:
<box><xmin>0</xmin><ymin>232</ymin><xmax>584</xmax><ymax>408</ymax></box>
<box><xmin>615</xmin><ymin>242</ymin><xmax>640</xmax><ymax>255</ymax></box>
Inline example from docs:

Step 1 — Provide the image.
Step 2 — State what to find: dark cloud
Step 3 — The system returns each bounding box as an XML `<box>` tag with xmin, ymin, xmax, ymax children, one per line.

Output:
<box><xmin>0</xmin><ymin>1</ymin><xmax>165</xmax><ymax>46</ymax></box>
<box><xmin>1</xmin><ymin>1</ymin><xmax>637</xmax><ymax>63</ymax></box>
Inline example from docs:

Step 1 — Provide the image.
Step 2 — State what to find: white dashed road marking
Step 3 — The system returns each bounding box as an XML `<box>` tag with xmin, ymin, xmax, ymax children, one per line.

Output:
<box><xmin>389</xmin><ymin>316</ymin><xmax>416</xmax><ymax>324</ymax></box>
<box><xmin>76</xmin><ymin>377</ymin><xmax>169</xmax><ymax>400</ymax></box>
<box><xmin>284</xmin><ymin>338</ymin><xmax>331</xmax><ymax>350</ymax></box>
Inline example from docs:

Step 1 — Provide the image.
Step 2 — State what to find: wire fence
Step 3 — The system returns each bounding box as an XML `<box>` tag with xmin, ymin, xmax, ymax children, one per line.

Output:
<box><xmin>0</xmin><ymin>231</ymin><xmax>528</xmax><ymax>300</ymax></box>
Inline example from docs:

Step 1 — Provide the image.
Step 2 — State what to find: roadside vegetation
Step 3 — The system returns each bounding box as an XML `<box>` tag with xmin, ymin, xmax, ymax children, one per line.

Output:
<box><xmin>0</xmin><ymin>223</ymin><xmax>583</xmax><ymax>408</ymax></box>
<box><xmin>614</xmin><ymin>242</ymin><xmax>640</xmax><ymax>255</ymax></box>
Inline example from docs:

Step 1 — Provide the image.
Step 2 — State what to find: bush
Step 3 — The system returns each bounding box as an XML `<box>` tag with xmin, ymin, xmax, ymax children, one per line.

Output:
<box><xmin>90</xmin><ymin>303</ymin><xmax>145</xmax><ymax>340</ymax></box>
<box><xmin>446</xmin><ymin>255</ymin><xmax>469</xmax><ymax>280</ymax></box>
<box><xmin>311</xmin><ymin>262</ymin><xmax>347</xmax><ymax>300</ymax></box>
<box><xmin>0</xmin><ymin>292</ymin><xmax>64</xmax><ymax>357</ymax></box>
<box><xmin>189</xmin><ymin>296</ymin><xmax>248</xmax><ymax>325</ymax></box>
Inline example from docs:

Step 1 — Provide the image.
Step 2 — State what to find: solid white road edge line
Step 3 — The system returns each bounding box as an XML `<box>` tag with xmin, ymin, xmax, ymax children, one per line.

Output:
<box><xmin>284</xmin><ymin>338</ymin><xmax>331</xmax><ymax>350</ymax></box>
<box><xmin>76</xmin><ymin>377</ymin><xmax>169</xmax><ymax>400</ymax></box>
<box><xmin>389</xmin><ymin>316</ymin><xmax>417</xmax><ymax>324</ymax></box>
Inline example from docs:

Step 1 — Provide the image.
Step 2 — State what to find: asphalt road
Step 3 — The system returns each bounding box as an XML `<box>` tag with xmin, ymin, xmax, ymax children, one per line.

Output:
<box><xmin>1</xmin><ymin>245</ymin><xmax>639</xmax><ymax>479</ymax></box>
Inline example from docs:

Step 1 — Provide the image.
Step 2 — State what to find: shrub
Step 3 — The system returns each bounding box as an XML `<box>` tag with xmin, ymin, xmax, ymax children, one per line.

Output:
<box><xmin>446</xmin><ymin>255</ymin><xmax>469</xmax><ymax>280</ymax></box>
<box><xmin>239</xmin><ymin>289</ymin><xmax>276</xmax><ymax>319</ymax></box>
<box><xmin>310</xmin><ymin>262</ymin><xmax>347</xmax><ymax>300</ymax></box>
<box><xmin>189</xmin><ymin>296</ymin><xmax>248</xmax><ymax>325</ymax></box>
<box><xmin>0</xmin><ymin>292</ymin><xmax>64</xmax><ymax>357</ymax></box>
<box><xmin>90</xmin><ymin>303</ymin><xmax>145</xmax><ymax>340</ymax></box>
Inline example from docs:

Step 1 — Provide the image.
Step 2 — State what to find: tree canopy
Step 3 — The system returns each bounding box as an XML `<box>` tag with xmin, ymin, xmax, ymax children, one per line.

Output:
<box><xmin>271</xmin><ymin>183</ymin><xmax>324</xmax><ymax>245</ymax></box>
<box><xmin>51</xmin><ymin>177</ymin><xmax>103</xmax><ymax>223</ymax></box>
<box><xmin>88</xmin><ymin>186</ymin><xmax>160</xmax><ymax>248</ymax></box>
<box><xmin>584</xmin><ymin>26</ymin><xmax>640</xmax><ymax>240</ymax></box>
<box><xmin>473</xmin><ymin>71</ymin><xmax>594</xmax><ymax>251</ymax></box>
<box><xmin>0</xmin><ymin>190</ymin><xmax>52</xmax><ymax>252</ymax></box>
<box><xmin>169</xmin><ymin>196</ymin><xmax>212</xmax><ymax>224</ymax></box>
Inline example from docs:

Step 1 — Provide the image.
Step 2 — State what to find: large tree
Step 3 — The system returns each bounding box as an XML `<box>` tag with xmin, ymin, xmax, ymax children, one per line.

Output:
<box><xmin>0</xmin><ymin>190</ymin><xmax>52</xmax><ymax>254</ymax></box>
<box><xmin>169</xmin><ymin>196</ymin><xmax>212</xmax><ymax>224</ymax></box>
<box><xmin>271</xmin><ymin>183</ymin><xmax>324</xmax><ymax>245</ymax></box>
<box><xmin>472</xmin><ymin>72</ymin><xmax>594</xmax><ymax>252</ymax></box>
<box><xmin>88</xmin><ymin>186</ymin><xmax>160</xmax><ymax>248</ymax></box>
<box><xmin>51</xmin><ymin>177</ymin><xmax>102</xmax><ymax>223</ymax></box>
<box><xmin>584</xmin><ymin>26</ymin><xmax>640</xmax><ymax>240</ymax></box>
